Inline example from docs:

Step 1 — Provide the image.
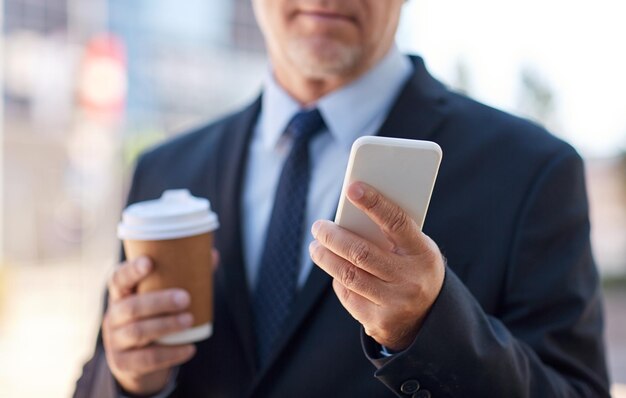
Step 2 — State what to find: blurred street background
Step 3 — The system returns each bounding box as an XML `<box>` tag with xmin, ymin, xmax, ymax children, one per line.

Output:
<box><xmin>0</xmin><ymin>0</ymin><xmax>625</xmax><ymax>396</ymax></box>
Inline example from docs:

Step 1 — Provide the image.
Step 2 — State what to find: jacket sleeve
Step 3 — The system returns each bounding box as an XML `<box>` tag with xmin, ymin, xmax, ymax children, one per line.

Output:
<box><xmin>73</xmin><ymin>328</ymin><xmax>120</xmax><ymax>398</ymax></box>
<box><xmin>362</xmin><ymin>148</ymin><xmax>610</xmax><ymax>397</ymax></box>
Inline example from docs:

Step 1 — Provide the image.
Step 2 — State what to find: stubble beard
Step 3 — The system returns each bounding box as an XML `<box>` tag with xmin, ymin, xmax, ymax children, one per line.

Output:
<box><xmin>285</xmin><ymin>36</ymin><xmax>365</xmax><ymax>79</ymax></box>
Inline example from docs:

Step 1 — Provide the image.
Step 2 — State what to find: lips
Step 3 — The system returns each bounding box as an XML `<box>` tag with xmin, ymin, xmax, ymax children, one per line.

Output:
<box><xmin>296</xmin><ymin>8</ymin><xmax>356</xmax><ymax>24</ymax></box>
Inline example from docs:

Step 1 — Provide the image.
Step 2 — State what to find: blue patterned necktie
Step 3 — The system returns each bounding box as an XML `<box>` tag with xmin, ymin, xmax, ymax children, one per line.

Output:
<box><xmin>253</xmin><ymin>108</ymin><xmax>326</xmax><ymax>366</ymax></box>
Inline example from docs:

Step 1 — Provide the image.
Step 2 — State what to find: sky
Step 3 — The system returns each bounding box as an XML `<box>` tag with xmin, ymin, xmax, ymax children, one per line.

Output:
<box><xmin>398</xmin><ymin>0</ymin><xmax>626</xmax><ymax>158</ymax></box>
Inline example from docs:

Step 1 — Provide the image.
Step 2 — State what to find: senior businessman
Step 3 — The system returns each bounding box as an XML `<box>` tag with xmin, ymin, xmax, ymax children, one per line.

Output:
<box><xmin>75</xmin><ymin>0</ymin><xmax>610</xmax><ymax>397</ymax></box>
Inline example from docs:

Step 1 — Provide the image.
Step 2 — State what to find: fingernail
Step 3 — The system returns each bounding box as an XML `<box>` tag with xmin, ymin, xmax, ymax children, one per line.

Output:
<box><xmin>309</xmin><ymin>240</ymin><xmax>319</xmax><ymax>254</ymax></box>
<box><xmin>173</xmin><ymin>291</ymin><xmax>190</xmax><ymax>307</ymax></box>
<box><xmin>348</xmin><ymin>183</ymin><xmax>365</xmax><ymax>200</ymax></box>
<box><xmin>311</xmin><ymin>221</ymin><xmax>321</xmax><ymax>237</ymax></box>
<box><xmin>137</xmin><ymin>257</ymin><xmax>151</xmax><ymax>273</ymax></box>
<box><xmin>178</xmin><ymin>313</ymin><xmax>193</xmax><ymax>327</ymax></box>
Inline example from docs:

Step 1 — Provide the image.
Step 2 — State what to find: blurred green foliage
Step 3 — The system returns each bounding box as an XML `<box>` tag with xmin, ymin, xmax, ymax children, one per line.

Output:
<box><xmin>603</xmin><ymin>274</ymin><xmax>626</xmax><ymax>290</ymax></box>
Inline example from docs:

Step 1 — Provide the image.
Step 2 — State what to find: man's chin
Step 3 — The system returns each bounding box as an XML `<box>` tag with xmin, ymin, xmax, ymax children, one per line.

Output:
<box><xmin>286</xmin><ymin>40</ymin><xmax>363</xmax><ymax>79</ymax></box>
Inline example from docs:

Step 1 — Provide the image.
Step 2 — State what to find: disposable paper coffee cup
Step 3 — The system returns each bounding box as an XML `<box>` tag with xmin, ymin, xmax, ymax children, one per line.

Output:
<box><xmin>117</xmin><ymin>189</ymin><xmax>219</xmax><ymax>345</ymax></box>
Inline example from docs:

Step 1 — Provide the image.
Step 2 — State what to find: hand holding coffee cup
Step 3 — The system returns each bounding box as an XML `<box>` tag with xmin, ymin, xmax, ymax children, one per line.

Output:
<box><xmin>103</xmin><ymin>257</ymin><xmax>198</xmax><ymax>395</ymax></box>
<box><xmin>103</xmin><ymin>190</ymin><xmax>219</xmax><ymax>395</ymax></box>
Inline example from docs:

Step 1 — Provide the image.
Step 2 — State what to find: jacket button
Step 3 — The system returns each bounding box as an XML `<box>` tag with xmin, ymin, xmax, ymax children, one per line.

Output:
<box><xmin>400</xmin><ymin>380</ymin><xmax>420</xmax><ymax>394</ymax></box>
<box><xmin>412</xmin><ymin>390</ymin><xmax>431</xmax><ymax>398</ymax></box>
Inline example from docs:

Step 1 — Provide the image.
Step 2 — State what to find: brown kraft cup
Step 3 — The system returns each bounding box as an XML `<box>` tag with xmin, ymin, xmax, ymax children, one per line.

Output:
<box><xmin>118</xmin><ymin>190</ymin><xmax>220</xmax><ymax>345</ymax></box>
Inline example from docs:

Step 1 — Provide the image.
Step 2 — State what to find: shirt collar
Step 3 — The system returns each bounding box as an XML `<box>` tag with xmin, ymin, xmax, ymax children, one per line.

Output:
<box><xmin>260</xmin><ymin>46</ymin><xmax>413</xmax><ymax>150</ymax></box>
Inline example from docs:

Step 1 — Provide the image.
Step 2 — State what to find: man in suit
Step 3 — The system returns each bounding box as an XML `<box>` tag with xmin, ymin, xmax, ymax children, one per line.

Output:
<box><xmin>75</xmin><ymin>0</ymin><xmax>610</xmax><ymax>396</ymax></box>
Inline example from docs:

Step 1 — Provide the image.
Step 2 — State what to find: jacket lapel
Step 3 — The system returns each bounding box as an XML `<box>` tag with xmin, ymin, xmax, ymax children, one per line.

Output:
<box><xmin>248</xmin><ymin>56</ymin><xmax>451</xmax><ymax>389</ymax></box>
<box><xmin>214</xmin><ymin>96</ymin><xmax>262</xmax><ymax>374</ymax></box>
<box><xmin>377</xmin><ymin>56</ymin><xmax>449</xmax><ymax>142</ymax></box>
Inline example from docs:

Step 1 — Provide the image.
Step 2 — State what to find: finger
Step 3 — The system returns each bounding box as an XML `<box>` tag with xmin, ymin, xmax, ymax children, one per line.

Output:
<box><xmin>108</xmin><ymin>289</ymin><xmax>191</xmax><ymax>328</ymax></box>
<box><xmin>111</xmin><ymin>313</ymin><xmax>194</xmax><ymax>350</ymax></box>
<box><xmin>108</xmin><ymin>257</ymin><xmax>153</xmax><ymax>301</ymax></box>
<box><xmin>116</xmin><ymin>344</ymin><xmax>196</xmax><ymax>376</ymax></box>
<box><xmin>311</xmin><ymin>220</ymin><xmax>393</xmax><ymax>281</ymax></box>
<box><xmin>331</xmin><ymin>279</ymin><xmax>377</xmax><ymax>328</ymax></box>
<box><xmin>310</xmin><ymin>240</ymin><xmax>385</xmax><ymax>305</ymax></box>
<box><xmin>347</xmin><ymin>182</ymin><xmax>425</xmax><ymax>252</ymax></box>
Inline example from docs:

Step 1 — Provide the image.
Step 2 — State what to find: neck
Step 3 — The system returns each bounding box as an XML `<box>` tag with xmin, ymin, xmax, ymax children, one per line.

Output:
<box><xmin>271</xmin><ymin>50</ymin><xmax>388</xmax><ymax>107</ymax></box>
<box><xmin>272</xmin><ymin>68</ymin><xmax>359</xmax><ymax>107</ymax></box>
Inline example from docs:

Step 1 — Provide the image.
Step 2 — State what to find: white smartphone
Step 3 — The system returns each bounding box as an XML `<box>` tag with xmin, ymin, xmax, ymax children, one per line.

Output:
<box><xmin>334</xmin><ymin>136</ymin><xmax>442</xmax><ymax>249</ymax></box>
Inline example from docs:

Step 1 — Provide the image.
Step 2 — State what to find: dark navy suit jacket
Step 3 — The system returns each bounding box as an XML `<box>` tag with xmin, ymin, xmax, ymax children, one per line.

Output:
<box><xmin>75</xmin><ymin>57</ymin><xmax>610</xmax><ymax>397</ymax></box>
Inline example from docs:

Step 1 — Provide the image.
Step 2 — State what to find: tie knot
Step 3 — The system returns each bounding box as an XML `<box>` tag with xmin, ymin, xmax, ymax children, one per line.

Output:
<box><xmin>286</xmin><ymin>108</ymin><xmax>325</xmax><ymax>143</ymax></box>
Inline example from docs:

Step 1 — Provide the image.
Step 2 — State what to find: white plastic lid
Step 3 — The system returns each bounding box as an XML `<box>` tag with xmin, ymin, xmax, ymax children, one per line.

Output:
<box><xmin>117</xmin><ymin>189</ymin><xmax>220</xmax><ymax>240</ymax></box>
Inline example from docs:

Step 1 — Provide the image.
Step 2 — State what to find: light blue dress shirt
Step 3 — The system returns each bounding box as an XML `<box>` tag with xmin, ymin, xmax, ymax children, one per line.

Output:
<box><xmin>242</xmin><ymin>47</ymin><xmax>413</xmax><ymax>290</ymax></box>
<box><xmin>127</xmin><ymin>46</ymin><xmax>413</xmax><ymax>398</ymax></box>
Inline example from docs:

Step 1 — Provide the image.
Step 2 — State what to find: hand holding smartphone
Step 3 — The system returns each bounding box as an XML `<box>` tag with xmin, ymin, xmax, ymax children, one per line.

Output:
<box><xmin>335</xmin><ymin>136</ymin><xmax>442</xmax><ymax>249</ymax></box>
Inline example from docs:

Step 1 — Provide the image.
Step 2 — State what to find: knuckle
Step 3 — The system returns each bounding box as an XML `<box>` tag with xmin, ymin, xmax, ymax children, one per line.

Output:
<box><xmin>404</xmin><ymin>288</ymin><xmax>420</xmax><ymax>308</ymax></box>
<box><xmin>129</xmin><ymin>264</ymin><xmax>142</xmax><ymax>281</ymax></box>
<box><xmin>319</xmin><ymin>227</ymin><xmax>334</xmax><ymax>247</ymax></box>
<box><xmin>364</xmin><ymin>283</ymin><xmax>381</xmax><ymax>302</ymax></box>
<box><xmin>337</xmin><ymin>282</ymin><xmax>353</xmax><ymax>303</ymax></box>
<box><xmin>349</xmin><ymin>241</ymin><xmax>370</xmax><ymax>266</ymax></box>
<box><xmin>166</xmin><ymin>316</ymin><xmax>184</xmax><ymax>333</ymax></box>
<box><xmin>371</xmin><ymin>320</ymin><xmax>394</xmax><ymax>343</ymax></box>
<box><xmin>388</xmin><ymin>209</ymin><xmax>409</xmax><ymax>234</ymax></box>
<box><xmin>364</xmin><ymin>317</ymin><xmax>383</xmax><ymax>338</ymax></box>
<box><xmin>126</xmin><ymin>323</ymin><xmax>144</xmax><ymax>343</ymax></box>
<box><xmin>427</xmin><ymin>241</ymin><xmax>444</xmax><ymax>263</ymax></box>
<box><xmin>120</xmin><ymin>300</ymin><xmax>139</xmax><ymax>321</ymax></box>
<box><xmin>395</xmin><ymin>288</ymin><xmax>423</xmax><ymax>319</ymax></box>
<box><xmin>340</xmin><ymin>265</ymin><xmax>358</xmax><ymax>289</ymax></box>
<box><xmin>165</xmin><ymin>316</ymin><xmax>178</xmax><ymax>330</ymax></box>
<box><xmin>363</xmin><ymin>325</ymin><xmax>377</xmax><ymax>338</ymax></box>
<box><xmin>108</xmin><ymin>264</ymin><xmax>131</xmax><ymax>295</ymax></box>
<box><xmin>138</xmin><ymin>349</ymin><xmax>158</xmax><ymax>370</ymax></box>
<box><xmin>412</xmin><ymin>280</ymin><xmax>427</xmax><ymax>298</ymax></box>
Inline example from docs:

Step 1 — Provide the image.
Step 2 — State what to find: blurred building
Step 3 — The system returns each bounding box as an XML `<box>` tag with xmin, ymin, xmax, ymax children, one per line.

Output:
<box><xmin>2</xmin><ymin>0</ymin><xmax>267</xmax><ymax>265</ymax></box>
<box><xmin>3</xmin><ymin>0</ymin><xmax>67</xmax><ymax>34</ymax></box>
